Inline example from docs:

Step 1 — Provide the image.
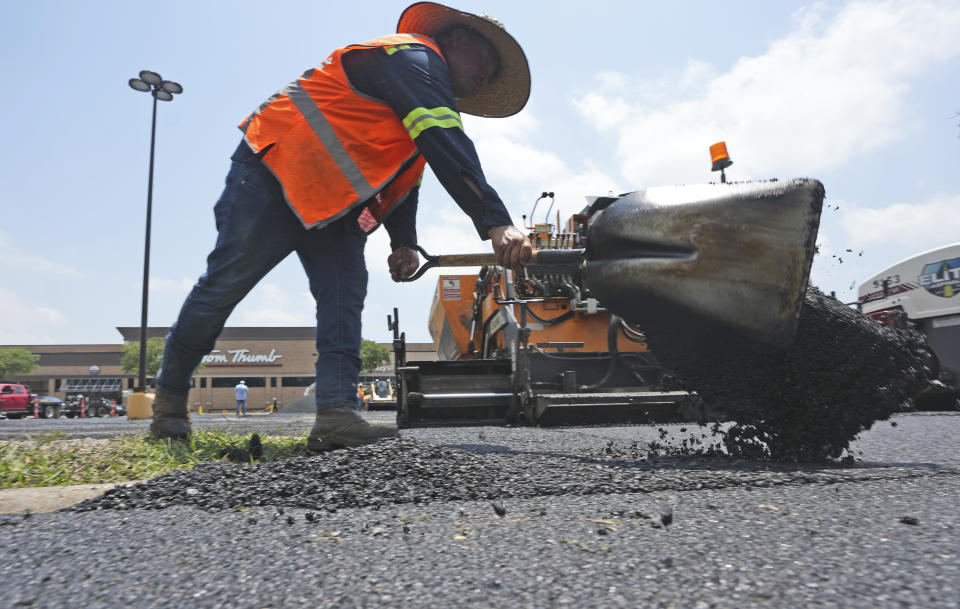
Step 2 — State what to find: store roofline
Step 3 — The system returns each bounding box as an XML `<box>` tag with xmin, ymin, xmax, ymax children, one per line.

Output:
<box><xmin>4</xmin><ymin>329</ymin><xmax>436</xmax><ymax>352</ymax></box>
<box><xmin>114</xmin><ymin>326</ymin><xmax>436</xmax><ymax>349</ymax></box>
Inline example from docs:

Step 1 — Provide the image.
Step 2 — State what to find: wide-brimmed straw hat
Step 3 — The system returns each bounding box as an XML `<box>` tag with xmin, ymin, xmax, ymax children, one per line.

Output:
<box><xmin>397</xmin><ymin>2</ymin><xmax>530</xmax><ymax>118</ymax></box>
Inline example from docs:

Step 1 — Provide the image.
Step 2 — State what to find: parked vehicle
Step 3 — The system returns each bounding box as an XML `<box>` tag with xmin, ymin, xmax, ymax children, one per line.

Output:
<box><xmin>63</xmin><ymin>395</ymin><xmax>99</xmax><ymax>418</ymax></box>
<box><xmin>60</xmin><ymin>395</ymin><xmax>122</xmax><ymax>418</ymax></box>
<box><xmin>0</xmin><ymin>382</ymin><xmax>34</xmax><ymax>418</ymax></box>
<box><xmin>36</xmin><ymin>396</ymin><xmax>64</xmax><ymax>419</ymax></box>
<box><xmin>859</xmin><ymin>242</ymin><xmax>960</xmax><ymax>410</ymax></box>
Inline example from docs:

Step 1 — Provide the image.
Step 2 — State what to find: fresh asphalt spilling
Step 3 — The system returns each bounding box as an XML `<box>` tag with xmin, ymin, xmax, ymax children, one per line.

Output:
<box><xmin>0</xmin><ymin>412</ymin><xmax>958</xmax><ymax>608</ymax></box>
<box><xmin>648</xmin><ymin>287</ymin><xmax>930</xmax><ymax>461</ymax></box>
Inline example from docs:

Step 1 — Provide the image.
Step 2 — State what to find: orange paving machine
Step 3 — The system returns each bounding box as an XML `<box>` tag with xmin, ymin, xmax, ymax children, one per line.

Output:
<box><xmin>390</xmin><ymin>192</ymin><xmax>694</xmax><ymax>428</ymax></box>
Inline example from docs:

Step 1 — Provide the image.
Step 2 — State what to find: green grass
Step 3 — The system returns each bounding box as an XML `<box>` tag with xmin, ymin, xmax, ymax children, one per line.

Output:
<box><xmin>0</xmin><ymin>430</ymin><xmax>310</xmax><ymax>489</ymax></box>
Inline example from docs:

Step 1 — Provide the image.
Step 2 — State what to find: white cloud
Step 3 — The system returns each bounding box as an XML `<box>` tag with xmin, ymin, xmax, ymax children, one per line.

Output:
<box><xmin>462</xmin><ymin>111</ymin><xmax>622</xmax><ymax>222</ymax></box>
<box><xmin>231</xmin><ymin>282</ymin><xmax>315</xmax><ymax>326</ymax></box>
<box><xmin>572</xmin><ymin>91</ymin><xmax>633</xmax><ymax>130</ymax></box>
<box><xmin>149</xmin><ymin>277</ymin><xmax>196</xmax><ymax>294</ymax></box>
<box><xmin>473</xmin><ymin>135</ymin><xmax>568</xmax><ymax>184</ymax></box>
<box><xmin>0</xmin><ymin>289</ymin><xmax>68</xmax><ymax>343</ymax></box>
<box><xmin>808</xmin><ymin>192</ymin><xmax>960</xmax><ymax>301</ymax></box>
<box><xmin>419</xmin><ymin>208</ymin><xmax>477</xmax><ymax>253</ymax></box>
<box><xmin>364</xmin><ymin>226</ymin><xmax>394</xmax><ymax>275</ymax></box>
<box><xmin>597</xmin><ymin>72</ymin><xmax>629</xmax><ymax>91</ymax></box>
<box><xmin>0</xmin><ymin>230</ymin><xmax>80</xmax><ymax>277</ymax></box>
<box><xmin>841</xmin><ymin>193</ymin><xmax>960</xmax><ymax>251</ymax></box>
<box><xmin>680</xmin><ymin>59</ymin><xmax>716</xmax><ymax>89</ymax></box>
<box><xmin>574</xmin><ymin>0</ymin><xmax>960</xmax><ymax>186</ymax></box>
<box><xmin>461</xmin><ymin>111</ymin><xmax>538</xmax><ymax>140</ymax></box>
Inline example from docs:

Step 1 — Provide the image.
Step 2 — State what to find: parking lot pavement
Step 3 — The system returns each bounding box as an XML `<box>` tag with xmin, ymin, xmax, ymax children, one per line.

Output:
<box><xmin>0</xmin><ymin>413</ymin><xmax>957</xmax><ymax>608</ymax></box>
<box><xmin>0</xmin><ymin>411</ymin><xmax>329</xmax><ymax>441</ymax></box>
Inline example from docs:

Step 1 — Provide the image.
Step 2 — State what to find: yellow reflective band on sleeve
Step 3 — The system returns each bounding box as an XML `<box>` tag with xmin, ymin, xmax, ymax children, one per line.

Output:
<box><xmin>385</xmin><ymin>44</ymin><xmax>412</xmax><ymax>55</ymax></box>
<box><xmin>402</xmin><ymin>106</ymin><xmax>463</xmax><ymax>140</ymax></box>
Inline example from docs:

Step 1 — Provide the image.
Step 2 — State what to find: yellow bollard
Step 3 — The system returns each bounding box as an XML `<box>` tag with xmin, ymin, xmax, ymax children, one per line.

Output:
<box><xmin>127</xmin><ymin>392</ymin><xmax>154</xmax><ymax>420</ymax></box>
<box><xmin>198</xmin><ymin>404</ymin><xmax>203</xmax><ymax>415</ymax></box>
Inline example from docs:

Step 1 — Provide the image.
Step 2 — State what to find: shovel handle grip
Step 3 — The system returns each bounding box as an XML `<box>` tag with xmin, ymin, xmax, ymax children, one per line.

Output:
<box><xmin>399</xmin><ymin>246</ymin><xmax>584</xmax><ymax>282</ymax></box>
<box><xmin>433</xmin><ymin>252</ymin><xmax>499</xmax><ymax>267</ymax></box>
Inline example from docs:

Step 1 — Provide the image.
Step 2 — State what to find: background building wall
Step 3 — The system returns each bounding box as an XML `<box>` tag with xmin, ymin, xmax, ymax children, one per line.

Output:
<box><xmin>2</xmin><ymin>328</ymin><xmax>438</xmax><ymax>412</ymax></box>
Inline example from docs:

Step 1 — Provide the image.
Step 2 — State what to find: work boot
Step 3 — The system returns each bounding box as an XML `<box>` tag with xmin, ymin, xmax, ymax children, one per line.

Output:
<box><xmin>149</xmin><ymin>388</ymin><xmax>191</xmax><ymax>440</ymax></box>
<box><xmin>307</xmin><ymin>406</ymin><xmax>397</xmax><ymax>451</ymax></box>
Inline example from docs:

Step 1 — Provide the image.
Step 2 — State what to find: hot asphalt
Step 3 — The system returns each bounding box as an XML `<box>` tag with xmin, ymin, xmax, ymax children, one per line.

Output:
<box><xmin>0</xmin><ymin>411</ymin><xmax>958</xmax><ymax>608</ymax></box>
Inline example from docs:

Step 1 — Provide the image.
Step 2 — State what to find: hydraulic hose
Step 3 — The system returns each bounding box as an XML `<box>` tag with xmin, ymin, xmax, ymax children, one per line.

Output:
<box><xmin>580</xmin><ymin>314</ymin><xmax>622</xmax><ymax>391</ymax></box>
<box><xmin>619</xmin><ymin>320</ymin><xmax>647</xmax><ymax>343</ymax></box>
<box><xmin>526</xmin><ymin>308</ymin><xmax>575</xmax><ymax>326</ymax></box>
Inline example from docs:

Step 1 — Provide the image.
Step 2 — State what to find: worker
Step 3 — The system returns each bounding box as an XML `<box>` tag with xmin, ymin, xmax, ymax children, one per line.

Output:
<box><xmin>149</xmin><ymin>2</ymin><xmax>532</xmax><ymax>450</ymax></box>
<box><xmin>234</xmin><ymin>380</ymin><xmax>248</xmax><ymax>417</ymax></box>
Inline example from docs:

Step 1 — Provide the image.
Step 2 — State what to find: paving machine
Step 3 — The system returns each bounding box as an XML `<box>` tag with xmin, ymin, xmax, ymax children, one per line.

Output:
<box><xmin>390</xmin><ymin>176</ymin><xmax>824</xmax><ymax>428</ymax></box>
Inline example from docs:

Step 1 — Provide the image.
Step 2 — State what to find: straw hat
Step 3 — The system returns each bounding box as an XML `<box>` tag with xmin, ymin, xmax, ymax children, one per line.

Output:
<box><xmin>397</xmin><ymin>2</ymin><xmax>530</xmax><ymax>118</ymax></box>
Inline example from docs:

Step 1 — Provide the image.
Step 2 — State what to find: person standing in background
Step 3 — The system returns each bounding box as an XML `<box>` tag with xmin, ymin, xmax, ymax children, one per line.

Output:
<box><xmin>234</xmin><ymin>380</ymin><xmax>249</xmax><ymax>416</ymax></box>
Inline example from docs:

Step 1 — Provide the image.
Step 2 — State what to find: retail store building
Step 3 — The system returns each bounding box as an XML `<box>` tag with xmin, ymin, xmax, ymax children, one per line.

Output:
<box><xmin>3</xmin><ymin>327</ymin><xmax>436</xmax><ymax>412</ymax></box>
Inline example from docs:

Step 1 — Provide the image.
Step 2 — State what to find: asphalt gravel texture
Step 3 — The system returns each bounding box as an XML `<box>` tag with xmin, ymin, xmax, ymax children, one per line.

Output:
<box><xmin>1</xmin><ymin>413</ymin><xmax>958</xmax><ymax>608</ymax></box>
<box><xmin>648</xmin><ymin>286</ymin><xmax>930</xmax><ymax>461</ymax></box>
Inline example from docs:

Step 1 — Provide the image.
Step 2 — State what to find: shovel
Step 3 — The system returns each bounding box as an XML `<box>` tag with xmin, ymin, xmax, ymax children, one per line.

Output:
<box><xmin>402</xmin><ymin>179</ymin><xmax>824</xmax><ymax>351</ymax></box>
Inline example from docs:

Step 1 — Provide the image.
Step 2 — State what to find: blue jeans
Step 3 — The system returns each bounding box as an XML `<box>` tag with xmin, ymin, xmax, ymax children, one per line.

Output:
<box><xmin>157</xmin><ymin>141</ymin><xmax>368</xmax><ymax>412</ymax></box>
<box><xmin>236</xmin><ymin>399</ymin><xmax>247</xmax><ymax>416</ymax></box>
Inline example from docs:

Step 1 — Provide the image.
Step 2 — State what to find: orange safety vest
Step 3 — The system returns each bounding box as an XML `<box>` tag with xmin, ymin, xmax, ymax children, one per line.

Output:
<box><xmin>240</xmin><ymin>34</ymin><xmax>441</xmax><ymax>230</ymax></box>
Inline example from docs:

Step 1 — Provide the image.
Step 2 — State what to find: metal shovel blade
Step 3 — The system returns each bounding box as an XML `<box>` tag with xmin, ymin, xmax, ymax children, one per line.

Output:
<box><xmin>584</xmin><ymin>179</ymin><xmax>824</xmax><ymax>350</ymax></box>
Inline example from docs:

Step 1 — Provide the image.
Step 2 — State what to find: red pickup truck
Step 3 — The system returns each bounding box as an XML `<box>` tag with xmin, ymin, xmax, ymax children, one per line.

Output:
<box><xmin>0</xmin><ymin>382</ymin><xmax>33</xmax><ymax>418</ymax></box>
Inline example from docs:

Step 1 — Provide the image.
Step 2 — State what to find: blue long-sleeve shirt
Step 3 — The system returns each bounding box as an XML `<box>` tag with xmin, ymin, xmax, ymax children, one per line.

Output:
<box><xmin>341</xmin><ymin>41</ymin><xmax>514</xmax><ymax>251</ymax></box>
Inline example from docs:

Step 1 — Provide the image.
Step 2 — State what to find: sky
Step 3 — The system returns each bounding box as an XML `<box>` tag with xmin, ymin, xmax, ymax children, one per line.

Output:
<box><xmin>1</xmin><ymin>0</ymin><xmax>959</xmax><ymax>346</ymax></box>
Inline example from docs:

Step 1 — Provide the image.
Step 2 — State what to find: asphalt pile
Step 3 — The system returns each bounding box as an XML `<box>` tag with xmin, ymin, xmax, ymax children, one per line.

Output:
<box><xmin>72</xmin><ymin>437</ymin><xmax>909</xmax><ymax>513</ymax></box>
<box><xmin>649</xmin><ymin>286</ymin><xmax>930</xmax><ymax>461</ymax></box>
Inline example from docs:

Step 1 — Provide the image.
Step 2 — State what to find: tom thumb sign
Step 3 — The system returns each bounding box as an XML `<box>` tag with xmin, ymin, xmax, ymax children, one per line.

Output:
<box><xmin>201</xmin><ymin>348</ymin><xmax>284</xmax><ymax>366</ymax></box>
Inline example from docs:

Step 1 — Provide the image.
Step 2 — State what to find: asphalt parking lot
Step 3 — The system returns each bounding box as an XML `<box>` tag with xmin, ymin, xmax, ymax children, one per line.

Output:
<box><xmin>0</xmin><ymin>411</ymin><xmax>957</xmax><ymax>608</ymax></box>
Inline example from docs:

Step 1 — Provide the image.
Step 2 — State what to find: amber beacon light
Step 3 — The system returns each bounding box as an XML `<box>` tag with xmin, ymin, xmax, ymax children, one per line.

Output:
<box><xmin>710</xmin><ymin>141</ymin><xmax>733</xmax><ymax>183</ymax></box>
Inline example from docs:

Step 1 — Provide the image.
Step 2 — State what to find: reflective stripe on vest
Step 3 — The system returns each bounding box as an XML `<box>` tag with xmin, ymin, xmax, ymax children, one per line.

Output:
<box><xmin>402</xmin><ymin>106</ymin><xmax>463</xmax><ymax>140</ymax></box>
<box><xmin>282</xmin><ymin>81</ymin><xmax>373</xmax><ymax>201</ymax></box>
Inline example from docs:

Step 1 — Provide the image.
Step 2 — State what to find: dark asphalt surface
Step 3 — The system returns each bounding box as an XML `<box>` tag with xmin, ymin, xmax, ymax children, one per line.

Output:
<box><xmin>0</xmin><ymin>411</ymin><xmax>317</xmax><ymax>441</ymax></box>
<box><xmin>1</xmin><ymin>412</ymin><xmax>958</xmax><ymax>608</ymax></box>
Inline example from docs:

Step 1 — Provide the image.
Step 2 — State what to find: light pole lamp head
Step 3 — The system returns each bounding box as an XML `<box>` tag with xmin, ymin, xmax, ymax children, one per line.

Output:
<box><xmin>139</xmin><ymin>70</ymin><xmax>162</xmax><ymax>86</ymax></box>
<box><xmin>160</xmin><ymin>80</ymin><xmax>183</xmax><ymax>95</ymax></box>
<box><xmin>130</xmin><ymin>72</ymin><xmax>183</xmax><ymax>100</ymax></box>
<box><xmin>129</xmin><ymin>78</ymin><xmax>151</xmax><ymax>92</ymax></box>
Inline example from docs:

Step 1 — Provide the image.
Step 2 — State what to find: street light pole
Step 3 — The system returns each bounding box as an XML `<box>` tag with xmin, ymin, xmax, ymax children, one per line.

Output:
<box><xmin>128</xmin><ymin>70</ymin><xmax>182</xmax><ymax>401</ymax></box>
<box><xmin>137</xmin><ymin>91</ymin><xmax>158</xmax><ymax>393</ymax></box>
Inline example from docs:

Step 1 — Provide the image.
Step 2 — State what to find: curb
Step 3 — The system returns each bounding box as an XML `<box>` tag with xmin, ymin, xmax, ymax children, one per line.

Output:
<box><xmin>0</xmin><ymin>481</ymin><xmax>141</xmax><ymax>514</ymax></box>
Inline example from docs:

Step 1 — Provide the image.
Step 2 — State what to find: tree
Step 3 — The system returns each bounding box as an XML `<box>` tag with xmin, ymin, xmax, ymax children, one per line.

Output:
<box><xmin>0</xmin><ymin>348</ymin><xmax>39</xmax><ymax>379</ymax></box>
<box><xmin>121</xmin><ymin>337</ymin><xmax>166</xmax><ymax>378</ymax></box>
<box><xmin>360</xmin><ymin>339</ymin><xmax>391</xmax><ymax>373</ymax></box>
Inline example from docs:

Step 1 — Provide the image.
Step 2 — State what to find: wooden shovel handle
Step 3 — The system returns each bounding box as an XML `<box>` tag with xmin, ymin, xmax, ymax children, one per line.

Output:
<box><xmin>434</xmin><ymin>253</ymin><xmax>499</xmax><ymax>267</ymax></box>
